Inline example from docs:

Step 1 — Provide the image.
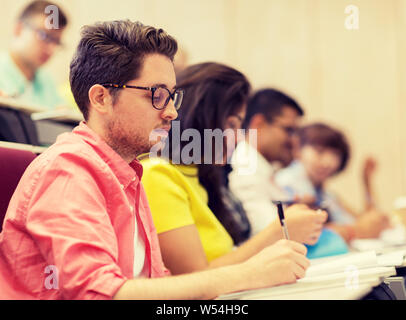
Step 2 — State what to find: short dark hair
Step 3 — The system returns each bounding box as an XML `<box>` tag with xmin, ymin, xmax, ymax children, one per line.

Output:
<box><xmin>69</xmin><ymin>20</ymin><xmax>178</xmax><ymax>120</ymax></box>
<box><xmin>298</xmin><ymin>123</ymin><xmax>350</xmax><ymax>173</ymax></box>
<box><xmin>18</xmin><ymin>0</ymin><xmax>68</xmax><ymax>28</ymax></box>
<box><xmin>243</xmin><ymin>88</ymin><xmax>304</xmax><ymax>129</ymax></box>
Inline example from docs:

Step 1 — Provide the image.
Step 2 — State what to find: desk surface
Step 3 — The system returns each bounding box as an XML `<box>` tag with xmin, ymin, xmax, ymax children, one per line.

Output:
<box><xmin>0</xmin><ymin>141</ymin><xmax>47</xmax><ymax>154</ymax></box>
<box><xmin>252</xmin><ymin>284</ymin><xmax>375</xmax><ymax>300</ymax></box>
<box><xmin>0</xmin><ymin>97</ymin><xmax>82</xmax><ymax>123</ymax></box>
<box><xmin>31</xmin><ymin>109</ymin><xmax>83</xmax><ymax>123</ymax></box>
<box><xmin>0</xmin><ymin>97</ymin><xmax>45</xmax><ymax>114</ymax></box>
<box><xmin>217</xmin><ymin>272</ymin><xmax>387</xmax><ymax>300</ymax></box>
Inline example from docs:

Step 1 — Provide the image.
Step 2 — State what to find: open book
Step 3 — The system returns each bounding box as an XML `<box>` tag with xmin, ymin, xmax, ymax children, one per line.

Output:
<box><xmin>217</xmin><ymin>250</ymin><xmax>399</xmax><ymax>300</ymax></box>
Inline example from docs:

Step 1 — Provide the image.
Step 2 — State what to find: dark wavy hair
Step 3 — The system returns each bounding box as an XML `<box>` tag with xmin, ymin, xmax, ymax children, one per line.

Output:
<box><xmin>70</xmin><ymin>20</ymin><xmax>178</xmax><ymax>120</ymax></box>
<box><xmin>164</xmin><ymin>62</ymin><xmax>251</xmax><ymax>244</ymax></box>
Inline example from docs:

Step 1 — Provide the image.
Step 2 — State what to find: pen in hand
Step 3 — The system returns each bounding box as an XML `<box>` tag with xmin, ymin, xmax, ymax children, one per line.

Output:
<box><xmin>275</xmin><ymin>201</ymin><xmax>290</xmax><ymax>240</ymax></box>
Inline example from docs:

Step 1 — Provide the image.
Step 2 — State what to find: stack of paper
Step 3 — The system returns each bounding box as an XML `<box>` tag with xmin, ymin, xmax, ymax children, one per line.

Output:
<box><xmin>377</xmin><ymin>250</ymin><xmax>406</xmax><ymax>266</ymax></box>
<box><xmin>217</xmin><ymin>250</ymin><xmax>398</xmax><ymax>300</ymax></box>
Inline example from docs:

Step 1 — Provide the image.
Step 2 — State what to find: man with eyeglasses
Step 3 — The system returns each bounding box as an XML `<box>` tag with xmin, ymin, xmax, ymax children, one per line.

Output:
<box><xmin>0</xmin><ymin>0</ymin><xmax>68</xmax><ymax>109</ymax></box>
<box><xmin>0</xmin><ymin>20</ymin><xmax>310</xmax><ymax>300</ymax></box>
<box><xmin>229</xmin><ymin>89</ymin><xmax>327</xmax><ymax>237</ymax></box>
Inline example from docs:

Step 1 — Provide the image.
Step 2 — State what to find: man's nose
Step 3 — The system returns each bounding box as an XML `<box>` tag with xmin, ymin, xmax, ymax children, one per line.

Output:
<box><xmin>161</xmin><ymin>99</ymin><xmax>178</xmax><ymax>121</ymax></box>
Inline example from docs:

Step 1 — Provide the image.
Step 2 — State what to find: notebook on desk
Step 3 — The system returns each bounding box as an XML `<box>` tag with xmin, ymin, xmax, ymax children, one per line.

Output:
<box><xmin>217</xmin><ymin>251</ymin><xmax>397</xmax><ymax>300</ymax></box>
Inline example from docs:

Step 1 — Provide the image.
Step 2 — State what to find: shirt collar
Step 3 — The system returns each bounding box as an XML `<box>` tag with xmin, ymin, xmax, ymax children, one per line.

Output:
<box><xmin>71</xmin><ymin>122</ymin><xmax>143</xmax><ymax>189</ymax></box>
<box><xmin>175</xmin><ymin>164</ymin><xmax>198</xmax><ymax>177</ymax></box>
<box><xmin>6</xmin><ymin>52</ymin><xmax>30</xmax><ymax>86</ymax></box>
<box><xmin>232</xmin><ymin>140</ymin><xmax>276</xmax><ymax>177</ymax></box>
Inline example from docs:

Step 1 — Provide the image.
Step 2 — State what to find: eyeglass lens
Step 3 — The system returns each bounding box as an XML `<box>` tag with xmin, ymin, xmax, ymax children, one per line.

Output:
<box><xmin>153</xmin><ymin>87</ymin><xmax>183</xmax><ymax>110</ymax></box>
<box><xmin>36</xmin><ymin>30</ymin><xmax>62</xmax><ymax>46</ymax></box>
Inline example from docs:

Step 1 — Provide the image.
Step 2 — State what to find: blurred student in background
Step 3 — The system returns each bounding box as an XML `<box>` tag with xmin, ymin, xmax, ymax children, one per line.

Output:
<box><xmin>141</xmin><ymin>63</ymin><xmax>326</xmax><ymax>275</ymax></box>
<box><xmin>0</xmin><ymin>0</ymin><xmax>68</xmax><ymax>109</ymax></box>
<box><xmin>275</xmin><ymin>123</ymin><xmax>390</xmax><ymax>242</ymax></box>
<box><xmin>229</xmin><ymin>89</ymin><xmax>327</xmax><ymax>240</ymax></box>
<box><xmin>173</xmin><ymin>46</ymin><xmax>189</xmax><ymax>75</ymax></box>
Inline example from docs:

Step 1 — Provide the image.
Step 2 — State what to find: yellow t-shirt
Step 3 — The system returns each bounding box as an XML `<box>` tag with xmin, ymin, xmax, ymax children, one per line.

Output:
<box><xmin>140</xmin><ymin>157</ymin><xmax>234</xmax><ymax>262</ymax></box>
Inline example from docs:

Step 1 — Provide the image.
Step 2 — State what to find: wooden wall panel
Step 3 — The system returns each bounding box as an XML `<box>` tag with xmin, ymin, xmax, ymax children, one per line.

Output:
<box><xmin>0</xmin><ymin>0</ymin><xmax>404</xmax><ymax>212</ymax></box>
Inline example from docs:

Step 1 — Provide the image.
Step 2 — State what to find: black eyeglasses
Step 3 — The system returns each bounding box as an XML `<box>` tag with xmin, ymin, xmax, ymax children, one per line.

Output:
<box><xmin>24</xmin><ymin>23</ymin><xmax>63</xmax><ymax>46</ymax></box>
<box><xmin>101</xmin><ymin>83</ymin><xmax>184</xmax><ymax>110</ymax></box>
<box><xmin>36</xmin><ymin>29</ymin><xmax>63</xmax><ymax>46</ymax></box>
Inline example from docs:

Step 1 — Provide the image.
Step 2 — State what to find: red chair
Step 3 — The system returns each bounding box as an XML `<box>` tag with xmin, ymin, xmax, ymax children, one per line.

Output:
<box><xmin>0</xmin><ymin>147</ymin><xmax>36</xmax><ymax>232</ymax></box>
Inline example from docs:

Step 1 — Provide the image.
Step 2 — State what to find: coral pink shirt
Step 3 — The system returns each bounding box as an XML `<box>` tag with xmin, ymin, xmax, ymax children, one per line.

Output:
<box><xmin>0</xmin><ymin>122</ymin><xmax>169</xmax><ymax>300</ymax></box>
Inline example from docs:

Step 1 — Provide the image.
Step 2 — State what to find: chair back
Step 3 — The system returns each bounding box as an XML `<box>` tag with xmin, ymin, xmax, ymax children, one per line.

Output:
<box><xmin>0</xmin><ymin>146</ymin><xmax>36</xmax><ymax>231</ymax></box>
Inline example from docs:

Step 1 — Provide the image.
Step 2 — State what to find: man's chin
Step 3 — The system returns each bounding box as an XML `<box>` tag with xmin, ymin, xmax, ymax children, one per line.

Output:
<box><xmin>280</xmin><ymin>156</ymin><xmax>293</xmax><ymax>168</ymax></box>
<box><xmin>32</xmin><ymin>59</ymin><xmax>47</xmax><ymax>69</ymax></box>
<box><xmin>147</xmin><ymin>138</ymin><xmax>168</xmax><ymax>155</ymax></box>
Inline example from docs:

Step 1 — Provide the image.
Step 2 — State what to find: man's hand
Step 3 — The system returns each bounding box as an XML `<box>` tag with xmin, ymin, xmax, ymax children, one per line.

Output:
<box><xmin>114</xmin><ymin>239</ymin><xmax>310</xmax><ymax>300</ymax></box>
<box><xmin>284</xmin><ymin>204</ymin><xmax>328</xmax><ymax>245</ymax></box>
<box><xmin>241</xmin><ymin>239</ymin><xmax>310</xmax><ymax>289</ymax></box>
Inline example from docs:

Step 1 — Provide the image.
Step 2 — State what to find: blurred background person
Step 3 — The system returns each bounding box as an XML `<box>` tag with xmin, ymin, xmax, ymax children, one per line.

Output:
<box><xmin>275</xmin><ymin>123</ymin><xmax>391</xmax><ymax>242</ymax></box>
<box><xmin>228</xmin><ymin>89</ymin><xmax>346</xmax><ymax>259</ymax></box>
<box><xmin>229</xmin><ymin>89</ymin><xmax>312</xmax><ymax>235</ymax></box>
<box><xmin>0</xmin><ymin>0</ymin><xmax>68</xmax><ymax>109</ymax></box>
<box><xmin>173</xmin><ymin>46</ymin><xmax>189</xmax><ymax>76</ymax></box>
<box><xmin>140</xmin><ymin>63</ymin><xmax>326</xmax><ymax>275</ymax></box>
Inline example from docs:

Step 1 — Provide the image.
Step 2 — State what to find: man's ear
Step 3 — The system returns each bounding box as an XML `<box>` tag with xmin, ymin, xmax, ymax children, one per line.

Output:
<box><xmin>248</xmin><ymin>114</ymin><xmax>267</xmax><ymax>130</ymax></box>
<box><xmin>88</xmin><ymin>84</ymin><xmax>114</xmax><ymax>115</ymax></box>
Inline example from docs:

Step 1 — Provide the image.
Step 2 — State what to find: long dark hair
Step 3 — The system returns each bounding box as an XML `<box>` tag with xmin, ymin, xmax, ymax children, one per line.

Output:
<box><xmin>163</xmin><ymin>62</ymin><xmax>251</xmax><ymax>244</ymax></box>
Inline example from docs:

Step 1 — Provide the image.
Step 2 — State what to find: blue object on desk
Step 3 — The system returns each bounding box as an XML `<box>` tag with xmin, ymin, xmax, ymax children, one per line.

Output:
<box><xmin>306</xmin><ymin>228</ymin><xmax>349</xmax><ymax>259</ymax></box>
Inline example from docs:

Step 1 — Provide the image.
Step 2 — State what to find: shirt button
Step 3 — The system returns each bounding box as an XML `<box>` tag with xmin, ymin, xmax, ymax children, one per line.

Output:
<box><xmin>129</xmin><ymin>205</ymin><xmax>134</xmax><ymax>212</ymax></box>
<box><xmin>132</xmin><ymin>177</ymin><xmax>136</xmax><ymax>182</ymax></box>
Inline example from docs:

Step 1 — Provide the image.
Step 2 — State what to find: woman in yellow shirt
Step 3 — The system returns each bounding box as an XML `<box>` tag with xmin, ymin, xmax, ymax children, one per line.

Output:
<box><xmin>141</xmin><ymin>62</ymin><xmax>327</xmax><ymax>275</ymax></box>
<box><xmin>141</xmin><ymin>159</ymin><xmax>233</xmax><ymax>263</ymax></box>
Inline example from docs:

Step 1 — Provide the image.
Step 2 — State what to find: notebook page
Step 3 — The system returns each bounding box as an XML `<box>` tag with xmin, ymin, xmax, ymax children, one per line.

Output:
<box><xmin>305</xmin><ymin>251</ymin><xmax>378</xmax><ymax>278</ymax></box>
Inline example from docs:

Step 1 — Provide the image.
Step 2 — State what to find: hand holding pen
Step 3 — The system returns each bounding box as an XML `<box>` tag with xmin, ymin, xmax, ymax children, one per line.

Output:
<box><xmin>275</xmin><ymin>201</ymin><xmax>290</xmax><ymax>240</ymax></box>
<box><xmin>273</xmin><ymin>201</ymin><xmax>328</xmax><ymax>245</ymax></box>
